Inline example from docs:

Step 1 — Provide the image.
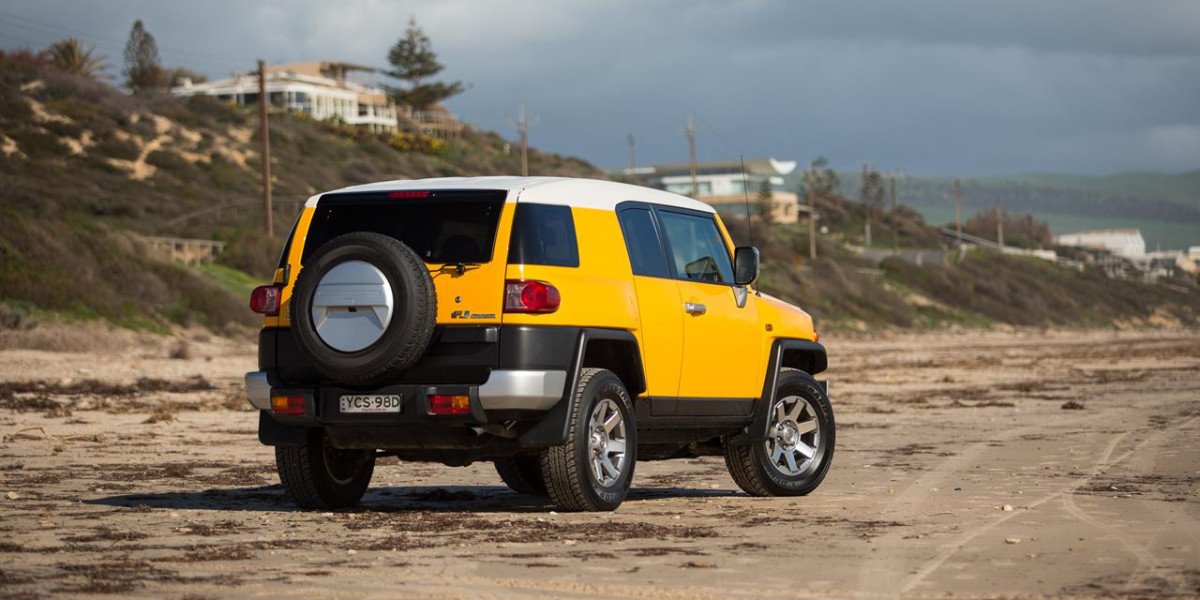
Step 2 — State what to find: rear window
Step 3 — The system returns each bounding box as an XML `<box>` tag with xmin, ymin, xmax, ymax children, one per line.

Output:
<box><xmin>507</xmin><ymin>203</ymin><xmax>579</xmax><ymax>268</ymax></box>
<box><xmin>617</xmin><ymin>208</ymin><xmax>670</xmax><ymax>278</ymax></box>
<box><xmin>302</xmin><ymin>190</ymin><xmax>505</xmax><ymax>264</ymax></box>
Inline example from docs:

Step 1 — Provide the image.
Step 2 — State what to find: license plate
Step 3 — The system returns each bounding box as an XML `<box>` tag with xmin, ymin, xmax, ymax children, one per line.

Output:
<box><xmin>339</xmin><ymin>394</ymin><xmax>403</xmax><ymax>414</ymax></box>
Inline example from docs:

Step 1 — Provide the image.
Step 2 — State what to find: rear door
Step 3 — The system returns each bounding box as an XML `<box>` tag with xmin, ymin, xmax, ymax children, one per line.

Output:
<box><xmin>300</xmin><ymin>189</ymin><xmax>512</xmax><ymax>325</ymax></box>
<box><xmin>616</xmin><ymin>206</ymin><xmax>683</xmax><ymax>403</ymax></box>
<box><xmin>656</xmin><ymin>209</ymin><xmax>761</xmax><ymax>401</ymax></box>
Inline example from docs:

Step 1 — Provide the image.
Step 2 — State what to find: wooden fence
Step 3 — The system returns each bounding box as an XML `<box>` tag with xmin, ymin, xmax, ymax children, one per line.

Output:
<box><xmin>145</xmin><ymin>237</ymin><xmax>226</xmax><ymax>267</ymax></box>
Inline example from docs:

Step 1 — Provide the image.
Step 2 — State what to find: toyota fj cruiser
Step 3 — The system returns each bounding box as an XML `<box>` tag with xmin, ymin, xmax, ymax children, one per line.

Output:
<box><xmin>246</xmin><ymin>177</ymin><xmax>833</xmax><ymax>511</ymax></box>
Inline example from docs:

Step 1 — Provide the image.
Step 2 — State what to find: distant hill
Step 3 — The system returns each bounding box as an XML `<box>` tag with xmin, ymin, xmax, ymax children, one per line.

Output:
<box><xmin>992</xmin><ymin>170</ymin><xmax>1200</xmax><ymax>209</ymax></box>
<box><xmin>783</xmin><ymin>169</ymin><xmax>1200</xmax><ymax>250</ymax></box>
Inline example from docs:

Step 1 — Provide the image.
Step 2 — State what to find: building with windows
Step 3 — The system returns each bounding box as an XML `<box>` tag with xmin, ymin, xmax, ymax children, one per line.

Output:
<box><xmin>171</xmin><ymin>61</ymin><xmax>400</xmax><ymax>133</ymax></box>
<box><xmin>631</xmin><ymin>158</ymin><xmax>804</xmax><ymax>224</ymax></box>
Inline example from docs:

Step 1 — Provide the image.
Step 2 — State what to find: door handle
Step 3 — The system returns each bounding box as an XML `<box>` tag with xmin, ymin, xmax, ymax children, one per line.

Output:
<box><xmin>684</xmin><ymin>302</ymin><xmax>706</xmax><ymax>315</ymax></box>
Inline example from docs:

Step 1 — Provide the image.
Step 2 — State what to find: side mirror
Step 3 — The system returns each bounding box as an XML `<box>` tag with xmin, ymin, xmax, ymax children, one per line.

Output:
<box><xmin>734</xmin><ymin>246</ymin><xmax>760</xmax><ymax>286</ymax></box>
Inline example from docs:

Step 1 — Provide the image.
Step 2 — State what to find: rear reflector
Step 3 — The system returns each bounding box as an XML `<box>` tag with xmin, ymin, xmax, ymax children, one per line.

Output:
<box><xmin>389</xmin><ymin>190</ymin><xmax>430</xmax><ymax>199</ymax></box>
<box><xmin>504</xmin><ymin>280</ymin><xmax>561</xmax><ymax>313</ymax></box>
<box><xmin>271</xmin><ymin>395</ymin><xmax>306</xmax><ymax>415</ymax></box>
<box><xmin>428</xmin><ymin>394</ymin><xmax>470</xmax><ymax>414</ymax></box>
<box><xmin>249</xmin><ymin>285</ymin><xmax>282</xmax><ymax>315</ymax></box>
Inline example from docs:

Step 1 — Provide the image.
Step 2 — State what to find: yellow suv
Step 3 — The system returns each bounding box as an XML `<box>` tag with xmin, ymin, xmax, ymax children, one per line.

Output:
<box><xmin>246</xmin><ymin>177</ymin><xmax>833</xmax><ymax>511</ymax></box>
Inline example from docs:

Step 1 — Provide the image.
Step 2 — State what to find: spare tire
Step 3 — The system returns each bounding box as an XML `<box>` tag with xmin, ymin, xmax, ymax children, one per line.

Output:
<box><xmin>290</xmin><ymin>232</ymin><xmax>436</xmax><ymax>385</ymax></box>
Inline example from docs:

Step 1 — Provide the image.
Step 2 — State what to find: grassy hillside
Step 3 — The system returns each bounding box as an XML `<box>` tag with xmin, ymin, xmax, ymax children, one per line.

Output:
<box><xmin>0</xmin><ymin>50</ymin><xmax>604</xmax><ymax>333</ymax></box>
<box><xmin>723</xmin><ymin>195</ymin><xmax>1200</xmax><ymax>331</ymax></box>
<box><xmin>2</xmin><ymin>49</ymin><xmax>1197</xmax><ymax>336</ymax></box>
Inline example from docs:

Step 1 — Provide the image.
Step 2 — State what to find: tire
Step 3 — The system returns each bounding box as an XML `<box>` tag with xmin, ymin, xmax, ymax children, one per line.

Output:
<box><xmin>494</xmin><ymin>456</ymin><xmax>547</xmax><ymax>495</ymax></box>
<box><xmin>276</xmin><ymin>430</ymin><xmax>375</xmax><ymax>509</ymax></box>
<box><xmin>724</xmin><ymin>368</ymin><xmax>835</xmax><ymax>497</ymax></box>
<box><xmin>290</xmin><ymin>232</ymin><xmax>436</xmax><ymax>386</ymax></box>
<box><xmin>540</xmin><ymin>368</ymin><xmax>637</xmax><ymax>511</ymax></box>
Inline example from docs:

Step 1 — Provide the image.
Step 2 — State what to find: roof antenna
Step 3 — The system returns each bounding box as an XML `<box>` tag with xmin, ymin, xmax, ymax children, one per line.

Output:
<box><xmin>740</xmin><ymin>155</ymin><xmax>756</xmax><ymax>247</ymax></box>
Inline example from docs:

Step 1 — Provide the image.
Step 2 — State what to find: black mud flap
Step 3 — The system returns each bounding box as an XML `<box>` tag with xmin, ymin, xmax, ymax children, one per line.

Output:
<box><xmin>258</xmin><ymin>411</ymin><xmax>311</xmax><ymax>446</ymax></box>
<box><xmin>516</xmin><ymin>330</ymin><xmax>587</xmax><ymax>448</ymax></box>
<box><xmin>736</xmin><ymin>339</ymin><xmax>828</xmax><ymax>444</ymax></box>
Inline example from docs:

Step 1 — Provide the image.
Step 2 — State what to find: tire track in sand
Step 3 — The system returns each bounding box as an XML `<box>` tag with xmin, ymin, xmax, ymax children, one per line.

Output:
<box><xmin>900</xmin><ymin>415</ymin><xmax>1198</xmax><ymax>596</ymax></box>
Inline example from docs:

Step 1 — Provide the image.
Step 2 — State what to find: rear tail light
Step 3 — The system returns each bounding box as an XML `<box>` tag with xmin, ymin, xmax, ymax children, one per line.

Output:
<box><xmin>271</xmin><ymin>395</ymin><xmax>306</xmax><ymax>415</ymax></box>
<box><xmin>428</xmin><ymin>394</ymin><xmax>470</xmax><ymax>415</ymax></box>
<box><xmin>250</xmin><ymin>285</ymin><xmax>283</xmax><ymax>315</ymax></box>
<box><xmin>504</xmin><ymin>280</ymin><xmax>560</xmax><ymax>313</ymax></box>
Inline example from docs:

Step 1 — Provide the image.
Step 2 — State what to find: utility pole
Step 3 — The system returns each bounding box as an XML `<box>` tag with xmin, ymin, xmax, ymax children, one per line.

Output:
<box><xmin>806</xmin><ymin>167</ymin><xmax>817</xmax><ymax>261</ymax></box>
<box><xmin>890</xmin><ymin>175</ymin><xmax>898</xmax><ymax>255</ymax></box>
<box><xmin>257</xmin><ymin>60</ymin><xmax>272</xmax><ymax>238</ymax></box>
<box><xmin>954</xmin><ymin>178</ymin><xmax>963</xmax><ymax>247</ymax></box>
<box><xmin>685</xmin><ymin>114</ymin><xmax>698</xmax><ymax>197</ymax></box>
<box><xmin>626</xmin><ymin>133</ymin><xmax>636</xmax><ymax>175</ymax></box>
<box><xmin>861</xmin><ymin>163</ymin><xmax>872</xmax><ymax>247</ymax></box>
<box><xmin>996</xmin><ymin>201</ymin><xmax>1005</xmax><ymax>249</ymax></box>
<box><xmin>518</xmin><ymin>100</ymin><xmax>529</xmax><ymax>177</ymax></box>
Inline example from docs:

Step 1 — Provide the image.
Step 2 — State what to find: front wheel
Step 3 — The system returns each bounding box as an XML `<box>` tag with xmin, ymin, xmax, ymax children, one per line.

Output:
<box><xmin>724</xmin><ymin>369</ymin><xmax>834</xmax><ymax>496</ymax></box>
<box><xmin>540</xmin><ymin>368</ymin><xmax>637</xmax><ymax>511</ymax></box>
<box><xmin>276</xmin><ymin>430</ymin><xmax>375</xmax><ymax>509</ymax></box>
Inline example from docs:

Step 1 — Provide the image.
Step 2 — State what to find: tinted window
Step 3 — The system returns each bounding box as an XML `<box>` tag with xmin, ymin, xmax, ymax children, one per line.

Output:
<box><xmin>302</xmin><ymin>191</ymin><xmax>505</xmax><ymax>264</ymax></box>
<box><xmin>507</xmin><ymin>203</ymin><xmax>580</xmax><ymax>267</ymax></box>
<box><xmin>617</xmin><ymin>208</ymin><xmax>670</xmax><ymax>278</ymax></box>
<box><xmin>659</xmin><ymin>211</ymin><xmax>734</xmax><ymax>284</ymax></box>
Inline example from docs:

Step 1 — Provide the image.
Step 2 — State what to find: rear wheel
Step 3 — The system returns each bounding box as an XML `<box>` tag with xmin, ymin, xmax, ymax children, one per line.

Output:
<box><xmin>724</xmin><ymin>369</ymin><xmax>834</xmax><ymax>496</ymax></box>
<box><xmin>276</xmin><ymin>430</ymin><xmax>375</xmax><ymax>509</ymax></box>
<box><xmin>540</xmin><ymin>368</ymin><xmax>636</xmax><ymax>511</ymax></box>
<box><xmin>494</xmin><ymin>456</ymin><xmax>547</xmax><ymax>495</ymax></box>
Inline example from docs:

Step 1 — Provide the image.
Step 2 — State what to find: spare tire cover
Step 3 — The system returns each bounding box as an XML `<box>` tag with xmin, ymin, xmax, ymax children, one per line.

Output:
<box><xmin>290</xmin><ymin>232</ymin><xmax>436</xmax><ymax>385</ymax></box>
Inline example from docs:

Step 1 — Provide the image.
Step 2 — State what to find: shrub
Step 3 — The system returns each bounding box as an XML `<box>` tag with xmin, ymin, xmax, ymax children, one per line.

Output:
<box><xmin>93</xmin><ymin>133</ymin><xmax>141</xmax><ymax>160</ymax></box>
<box><xmin>387</xmin><ymin>130</ymin><xmax>445</xmax><ymax>155</ymax></box>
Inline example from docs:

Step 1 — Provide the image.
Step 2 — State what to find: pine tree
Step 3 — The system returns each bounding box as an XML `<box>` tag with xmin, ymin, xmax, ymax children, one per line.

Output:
<box><xmin>386</xmin><ymin>17</ymin><xmax>463</xmax><ymax>111</ymax></box>
<box><xmin>756</xmin><ymin>179</ymin><xmax>775</xmax><ymax>227</ymax></box>
<box><xmin>803</xmin><ymin>156</ymin><xmax>840</xmax><ymax>200</ymax></box>
<box><xmin>123</xmin><ymin>20</ymin><xmax>165</xmax><ymax>93</ymax></box>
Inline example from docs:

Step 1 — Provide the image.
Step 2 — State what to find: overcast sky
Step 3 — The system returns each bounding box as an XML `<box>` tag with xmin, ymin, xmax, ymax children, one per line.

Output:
<box><xmin>2</xmin><ymin>0</ymin><xmax>1198</xmax><ymax>176</ymax></box>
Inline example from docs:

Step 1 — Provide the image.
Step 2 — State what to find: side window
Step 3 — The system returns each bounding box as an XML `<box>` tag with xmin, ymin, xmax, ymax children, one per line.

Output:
<box><xmin>658</xmin><ymin>211</ymin><xmax>734</xmax><ymax>284</ymax></box>
<box><xmin>507</xmin><ymin>203</ymin><xmax>580</xmax><ymax>267</ymax></box>
<box><xmin>617</xmin><ymin>208</ymin><xmax>670</xmax><ymax>278</ymax></box>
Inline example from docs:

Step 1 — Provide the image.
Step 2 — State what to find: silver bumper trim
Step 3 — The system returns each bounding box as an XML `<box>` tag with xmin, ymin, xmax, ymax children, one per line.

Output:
<box><xmin>245</xmin><ymin>371</ymin><xmax>271</xmax><ymax>410</ymax></box>
<box><xmin>478</xmin><ymin>370</ymin><xmax>567</xmax><ymax>411</ymax></box>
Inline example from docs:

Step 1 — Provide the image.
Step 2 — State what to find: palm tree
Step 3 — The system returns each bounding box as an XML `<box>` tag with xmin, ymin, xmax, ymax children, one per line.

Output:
<box><xmin>46</xmin><ymin>38</ymin><xmax>106</xmax><ymax>79</ymax></box>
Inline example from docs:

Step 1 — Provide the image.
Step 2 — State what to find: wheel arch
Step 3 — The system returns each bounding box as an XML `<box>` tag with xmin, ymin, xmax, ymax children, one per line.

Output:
<box><xmin>518</xmin><ymin>328</ymin><xmax>644</xmax><ymax>447</ymax></box>
<box><xmin>741</xmin><ymin>338</ymin><xmax>828</xmax><ymax>444</ymax></box>
<box><xmin>580</xmin><ymin>335</ymin><xmax>646</xmax><ymax>397</ymax></box>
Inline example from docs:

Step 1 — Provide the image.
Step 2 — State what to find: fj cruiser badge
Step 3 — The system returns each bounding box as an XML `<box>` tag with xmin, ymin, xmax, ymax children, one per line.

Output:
<box><xmin>450</xmin><ymin>310</ymin><xmax>496</xmax><ymax>319</ymax></box>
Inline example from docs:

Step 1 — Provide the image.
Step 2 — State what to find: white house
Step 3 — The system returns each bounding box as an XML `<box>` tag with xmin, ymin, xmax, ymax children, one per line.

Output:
<box><xmin>633</xmin><ymin>158</ymin><xmax>803</xmax><ymax>223</ymax></box>
<box><xmin>1055</xmin><ymin>229</ymin><xmax>1146</xmax><ymax>260</ymax></box>
<box><xmin>172</xmin><ymin>61</ymin><xmax>399</xmax><ymax>133</ymax></box>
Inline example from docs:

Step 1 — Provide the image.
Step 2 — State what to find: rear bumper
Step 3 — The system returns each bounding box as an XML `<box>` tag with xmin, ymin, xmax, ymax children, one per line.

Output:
<box><xmin>244</xmin><ymin>368</ymin><xmax>567</xmax><ymax>417</ymax></box>
<box><xmin>245</xmin><ymin>371</ymin><xmax>272</xmax><ymax>410</ymax></box>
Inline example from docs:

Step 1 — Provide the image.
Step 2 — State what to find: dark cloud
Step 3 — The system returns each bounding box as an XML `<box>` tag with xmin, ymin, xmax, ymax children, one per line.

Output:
<box><xmin>2</xmin><ymin>0</ymin><xmax>1197</xmax><ymax>174</ymax></box>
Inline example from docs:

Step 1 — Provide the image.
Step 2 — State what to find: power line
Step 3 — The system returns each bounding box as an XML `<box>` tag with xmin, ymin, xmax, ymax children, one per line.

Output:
<box><xmin>0</xmin><ymin>11</ymin><xmax>250</xmax><ymax>72</ymax></box>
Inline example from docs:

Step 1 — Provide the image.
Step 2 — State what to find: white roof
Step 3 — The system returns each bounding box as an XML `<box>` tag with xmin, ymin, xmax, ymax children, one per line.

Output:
<box><xmin>306</xmin><ymin>176</ymin><xmax>716</xmax><ymax>213</ymax></box>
